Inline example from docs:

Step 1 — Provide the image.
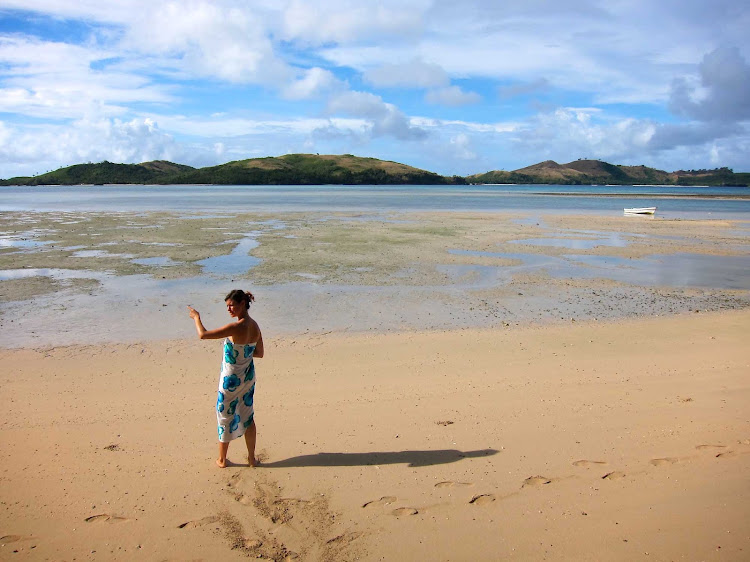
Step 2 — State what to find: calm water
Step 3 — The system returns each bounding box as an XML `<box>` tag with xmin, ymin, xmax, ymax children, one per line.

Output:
<box><xmin>2</xmin><ymin>184</ymin><xmax>750</xmax><ymax>219</ymax></box>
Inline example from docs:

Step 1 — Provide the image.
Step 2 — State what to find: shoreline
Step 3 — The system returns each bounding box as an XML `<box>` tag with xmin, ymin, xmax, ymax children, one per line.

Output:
<box><xmin>1</xmin><ymin>310</ymin><xmax>748</xmax><ymax>560</ymax></box>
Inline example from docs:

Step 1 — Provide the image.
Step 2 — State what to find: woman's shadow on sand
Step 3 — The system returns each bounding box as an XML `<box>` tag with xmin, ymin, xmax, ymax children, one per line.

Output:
<box><xmin>261</xmin><ymin>449</ymin><xmax>498</xmax><ymax>468</ymax></box>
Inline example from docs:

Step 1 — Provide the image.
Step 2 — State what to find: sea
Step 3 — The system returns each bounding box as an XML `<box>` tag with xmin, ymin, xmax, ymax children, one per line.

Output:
<box><xmin>2</xmin><ymin>183</ymin><xmax>750</xmax><ymax>219</ymax></box>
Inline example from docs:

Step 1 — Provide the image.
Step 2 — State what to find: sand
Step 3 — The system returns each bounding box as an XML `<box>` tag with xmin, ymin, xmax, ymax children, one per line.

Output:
<box><xmin>1</xmin><ymin>310</ymin><xmax>749</xmax><ymax>560</ymax></box>
<box><xmin>1</xmin><ymin>209</ymin><xmax>749</xmax><ymax>559</ymax></box>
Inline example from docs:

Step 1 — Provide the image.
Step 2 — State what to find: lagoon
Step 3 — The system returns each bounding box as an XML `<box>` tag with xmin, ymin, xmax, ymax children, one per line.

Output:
<box><xmin>2</xmin><ymin>183</ymin><xmax>750</xmax><ymax>219</ymax></box>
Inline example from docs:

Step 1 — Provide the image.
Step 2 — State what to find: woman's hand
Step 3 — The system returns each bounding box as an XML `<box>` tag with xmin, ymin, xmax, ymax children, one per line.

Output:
<box><xmin>187</xmin><ymin>306</ymin><xmax>200</xmax><ymax>320</ymax></box>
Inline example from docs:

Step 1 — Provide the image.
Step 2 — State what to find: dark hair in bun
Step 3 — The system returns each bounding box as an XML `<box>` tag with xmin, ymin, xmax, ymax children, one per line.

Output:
<box><xmin>224</xmin><ymin>289</ymin><xmax>255</xmax><ymax>307</ymax></box>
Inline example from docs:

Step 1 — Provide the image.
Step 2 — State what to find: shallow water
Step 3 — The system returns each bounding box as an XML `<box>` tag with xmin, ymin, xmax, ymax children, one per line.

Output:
<box><xmin>1</xmin><ymin>206</ymin><xmax>748</xmax><ymax>348</ymax></box>
<box><xmin>2</xmin><ymin>184</ymin><xmax>750</xmax><ymax>219</ymax></box>
<box><xmin>196</xmin><ymin>235</ymin><xmax>261</xmax><ymax>275</ymax></box>
<box><xmin>447</xmin><ymin>249</ymin><xmax>750</xmax><ymax>290</ymax></box>
<box><xmin>510</xmin><ymin>231</ymin><xmax>632</xmax><ymax>249</ymax></box>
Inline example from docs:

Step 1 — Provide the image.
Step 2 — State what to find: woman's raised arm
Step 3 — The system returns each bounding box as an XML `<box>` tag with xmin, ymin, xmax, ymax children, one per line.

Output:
<box><xmin>187</xmin><ymin>306</ymin><xmax>241</xmax><ymax>340</ymax></box>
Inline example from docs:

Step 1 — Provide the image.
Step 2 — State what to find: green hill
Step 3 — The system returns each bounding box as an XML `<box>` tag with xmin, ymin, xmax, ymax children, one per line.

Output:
<box><xmin>1</xmin><ymin>155</ymin><xmax>747</xmax><ymax>187</ymax></box>
<box><xmin>1</xmin><ymin>154</ymin><xmax>449</xmax><ymax>186</ymax></box>
<box><xmin>0</xmin><ymin>160</ymin><xmax>194</xmax><ymax>186</ymax></box>
<box><xmin>468</xmin><ymin>159</ymin><xmax>746</xmax><ymax>186</ymax></box>
<box><xmin>162</xmin><ymin>154</ymin><xmax>450</xmax><ymax>185</ymax></box>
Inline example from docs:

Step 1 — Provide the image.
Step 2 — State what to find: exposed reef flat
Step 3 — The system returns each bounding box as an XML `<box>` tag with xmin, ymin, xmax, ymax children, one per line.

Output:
<box><xmin>1</xmin><ymin>210</ymin><xmax>748</xmax><ymax>347</ymax></box>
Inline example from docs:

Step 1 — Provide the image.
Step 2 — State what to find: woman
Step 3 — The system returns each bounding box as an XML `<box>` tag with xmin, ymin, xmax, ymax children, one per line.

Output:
<box><xmin>187</xmin><ymin>289</ymin><xmax>264</xmax><ymax>468</ymax></box>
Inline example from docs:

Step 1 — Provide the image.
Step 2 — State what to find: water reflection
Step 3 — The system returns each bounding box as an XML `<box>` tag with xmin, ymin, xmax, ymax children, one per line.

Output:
<box><xmin>510</xmin><ymin>232</ymin><xmax>631</xmax><ymax>249</ymax></box>
<box><xmin>447</xmin><ymin>249</ymin><xmax>750</xmax><ymax>290</ymax></box>
<box><xmin>197</xmin><ymin>235</ymin><xmax>261</xmax><ymax>275</ymax></box>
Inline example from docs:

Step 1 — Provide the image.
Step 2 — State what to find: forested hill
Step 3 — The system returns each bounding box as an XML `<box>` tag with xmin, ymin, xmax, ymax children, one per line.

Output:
<box><xmin>467</xmin><ymin>160</ymin><xmax>750</xmax><ymax>186</ymax></box>
<box><xmin>163</xmin><ymin>154</ymin><xmax>450</xmax><ymax>185</ymax></box>
<box><xmin>1</xmin><ymin>155</ymin><xmax>748</xmax><ymax>186</ymax></box>
<box><xmin>0</xmin><ymin>160</ymin><xmax>194</xmax><ymax>186</ymax></box>
<box><xmin>1</xmin><ymin>154</ymin><xmax>450</xmax><ymax>186</ymax></box>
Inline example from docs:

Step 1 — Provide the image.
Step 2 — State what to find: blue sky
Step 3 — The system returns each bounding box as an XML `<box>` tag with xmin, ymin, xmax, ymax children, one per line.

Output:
<box><xmin>1</xmin><ymin>0</ymin><xmax>749</xmax><ymax>178</ymax></box>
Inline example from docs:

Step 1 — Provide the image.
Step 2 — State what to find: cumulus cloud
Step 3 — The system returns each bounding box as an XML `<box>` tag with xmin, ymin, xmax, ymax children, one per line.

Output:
<box><xmin>513</xmin><ymin>107</ymin><xmax>658</xmax><ymax>162</ymax></box>
<box><xmin>425</xmin><ymin>85</ymin><xmax>481</xmax><ymax>106</ymax></box>
<box><xmin>2</xmin><ymin>1</ymin><xmax>749</xmax><ymax>177</ymax></box>
<box><xmin>669</xmin><ymin>46</ymin><xmax>750</xmax><ymax>123</ymax></box>
<box><xmin>363</xmin><ymin>59</ymin><xmax>448</xmax><ymax>88</ymax></box>
<box><xmin>0</xmin><ymin>117</ymin><xmax>181</xmax><ymax>177</ymax></box>
<box><xmin>326</xmin><ymin>91</ymin><xmax>427</xmax><ymax>140</ymax></box>
<box><xmin>282</xmin><ymin>67</ymin><xmax>344</xmax><ymax>100</ymax></box>
<box><xmin>122</xmin><ymin>2</ymin><xmax>291</xmax><ymax>85</ymax></box>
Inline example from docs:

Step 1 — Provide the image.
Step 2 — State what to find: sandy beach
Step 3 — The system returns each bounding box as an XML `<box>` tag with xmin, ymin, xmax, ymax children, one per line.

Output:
<box><xmin>0</xmin><ymin>310</ymin><xmax>748</xmax><ymax>560</ymax></box>
<box><xmin>1</xmin><ymin>209</ymin><xmax>749</xmax><ymax>560</ymax></box>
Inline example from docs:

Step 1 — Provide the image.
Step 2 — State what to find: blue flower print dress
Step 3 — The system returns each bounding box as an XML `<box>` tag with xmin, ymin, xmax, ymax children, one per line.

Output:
<box><xmin>216</xmin><ymin>338</ymin><xmax>256</xmax><ymax>443</ymax></box>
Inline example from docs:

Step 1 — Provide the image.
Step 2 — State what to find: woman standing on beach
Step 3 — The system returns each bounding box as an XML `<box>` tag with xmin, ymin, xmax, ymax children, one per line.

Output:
<box><xmin>187</xmin><ymin>290</ymin><xmax>264</xmax><ymax>468</ymax></box>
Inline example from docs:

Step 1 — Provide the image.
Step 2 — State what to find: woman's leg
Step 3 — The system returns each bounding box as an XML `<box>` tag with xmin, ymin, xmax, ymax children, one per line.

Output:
<box><xmin>217</xmin><ymin>441</ymin><xmax>230</xmax><ymax>468</ymax></box>
<box><xmin>244</xmin><ymin>421</ymin><xmax>257</xmax><ymax>466</ymax></box>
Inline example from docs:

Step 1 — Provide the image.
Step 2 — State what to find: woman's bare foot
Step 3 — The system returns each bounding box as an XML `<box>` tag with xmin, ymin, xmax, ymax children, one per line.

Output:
<box><xmin>216</xmin><ymin>458</ymin><xmax>227</xmax><ymax>468</ymax></box>
<box><xmin>248</xmin><ymin>456</ymin><xmax>258</xmax><ymax>467</ymax></box>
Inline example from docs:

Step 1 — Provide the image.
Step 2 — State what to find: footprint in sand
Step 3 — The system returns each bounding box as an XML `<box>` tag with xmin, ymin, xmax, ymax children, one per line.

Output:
<box><xmin>362</xmin><ymin>496</ymin><xmax>397</xmax><ymax>509</ymax></box>
<box><xmin>696</xmin><ymin>444</ymin><xmax>727</xmax><ymax>451</ymax></box>
<box><xmin>235</xmin><ymin>493</ymin><xmax>254</xmax><ymax>506</ymax></box>
<box><xmin>0</xmin><ymin>535</ymin><xmax>24</xmax><ymax>544</ymax></box>
<box><xmin>522</xmin><ymin>476</ymin><xmax>552</xmax><ymax>487</ymax></box>
<box><xmin>273</xmin><ymin>498</ymin><xmax>311</xmax><ymax>507</ymax></box>
<box><xmin>178</xmin><ymin>515</ymin><xmax>220</xmax><ymax>529</ymax></box>
<box><xmin>434</xmin><ymin>481</ymin><xmax>473</xmax><ymax>489</ymax></box>
<box><xmin>84</xmin><ymin>514</ymin><xmax>130</xmax><ymax>524</ymax></box>
<box><xmin>469</xmin><ymin>494</ymin><xmax>496</xmax><ymax>505</ymax></box>
<box><xmin>602</xmin><ymin>471</ymin><xmax>626</xmax><ymax>480</ymax></box>
<box><xmin>326</xmin><ymin>532</ymin><xmax>362</xmax><ymax>547</ymax></box>
<box><xmin>391</xmin><ymin>507</ymin><xmax>418</xmax><ymax>516</ymax></box>
<box><xmin>572</xmin><ymin>460</ymin><xmax>608</xmax><ymax>468</ymax></box>
<box><xmin>649</xmin><ymin>457</ymin><xmax>679</xmax><ymax>467</ymax></box>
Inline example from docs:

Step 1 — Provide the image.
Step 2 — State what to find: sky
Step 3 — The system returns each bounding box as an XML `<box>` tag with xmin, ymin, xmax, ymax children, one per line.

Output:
<box><xmin>0</xmin><ymin>0</ymin><xmax>749</xmax><ymax>178</ymax></box>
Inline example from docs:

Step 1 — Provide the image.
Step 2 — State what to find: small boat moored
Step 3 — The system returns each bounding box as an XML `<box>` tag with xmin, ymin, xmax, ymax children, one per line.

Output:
<box><xmin>624</xmin><ymin>206</ymin><xmax>656</xmax><ymax>215</ymax></box>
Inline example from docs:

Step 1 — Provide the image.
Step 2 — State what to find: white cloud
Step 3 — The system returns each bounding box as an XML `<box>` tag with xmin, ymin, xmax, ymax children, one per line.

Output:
<box><xmin>143</xmin><ymin>112</ymin><xmax>364</xmax><ymax>138</ymax></box>
<box><xmin>425</xmin><ymin>85</ymin><xmax>480</xmax><ymax>106</ymax></box>
<box><xmin>513</xmin><ymin>107</ymin><xmax>657</xmax><ymax>161</ymax></box>
<box><xmin>326</xmin><ymin>91</ymin><xmax>427</xmax><ymax>140</ymax></box>
<box><xmin>411</xmin><ymin>117</ymin><xmax>519</xmax><ymax>133</ymax></box>
<box><xmin>0</xmin><ymin>36</ymin><xmax>172</xmax><ymax>119</ymax></box>
<box><xmin>363</xmin><ymin>59</ymin><xmax>448</xmax><ymax>88</ymax></box>
<box><xmin>280</xmin><ymin>0</ymin><xmax>428</xmax><ymax>44</ymax></box>
<box><xmin>449</xmin><ymin>133</ymin><xmax>477</xmax><ymax>160</ymax></box>
<box><xmin>0</xmin><ymin>117</ymin><xmax>181</xmax><ymax>177</ymax></box>
<box><xmin>121</xmin><ymin>2</ymin><xmax>291</xmax><ymax>85</ymax></box>
<box><xmin>1</xmin><ymin>0</ymin><xmax>749</xmax><ymax>177</ymax></box>
<box><xmin>282</xmin><ymin>67</ymin><xmax>344</xmax><ymax>100</ymax></box>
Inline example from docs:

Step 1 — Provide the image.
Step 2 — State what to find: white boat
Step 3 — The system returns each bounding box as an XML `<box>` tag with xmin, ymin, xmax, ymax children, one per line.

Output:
<box><xmin>624</xmin><ymin>206</ymin><xmax>656</xmax><ymax>215</ymax></box>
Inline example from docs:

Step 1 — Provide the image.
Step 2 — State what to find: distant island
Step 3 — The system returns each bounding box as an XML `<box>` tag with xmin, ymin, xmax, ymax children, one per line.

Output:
<box><xmin>1</xmin><ymin>154</ymin><xmax>748</xmax><ymax>187</ymax></box>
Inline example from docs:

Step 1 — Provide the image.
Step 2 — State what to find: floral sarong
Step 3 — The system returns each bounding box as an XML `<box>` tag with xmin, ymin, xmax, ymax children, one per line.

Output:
<box><xmin>216</xmin><ymin>338</ymin><xmax>256</xmax><ymax>442</ymax></box>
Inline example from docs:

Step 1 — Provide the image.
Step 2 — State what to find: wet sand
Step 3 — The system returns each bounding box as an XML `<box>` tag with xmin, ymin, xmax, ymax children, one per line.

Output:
<box><xmin>0</xmin><ymin>210</ymin><xmax>749</xmax><ymax>560</ymax></box>
<box><xmin>1</xmin><ymin>210</ymin><xmax>748</xmax><ymax>347</ymax></box>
